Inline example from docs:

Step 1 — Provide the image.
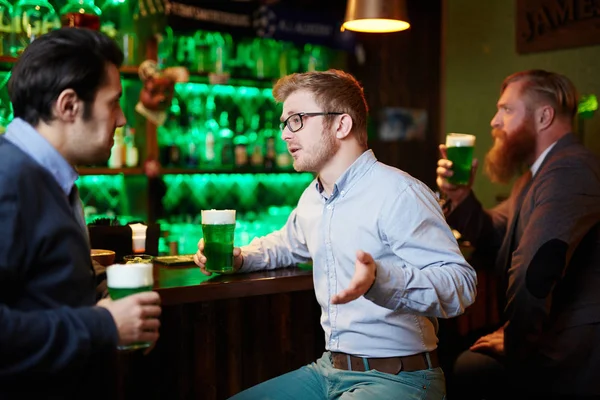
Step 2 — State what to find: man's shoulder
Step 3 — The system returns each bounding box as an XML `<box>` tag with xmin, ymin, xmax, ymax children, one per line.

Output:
<box><xmin>370</xmin><ymin>161</ymin><xmax>429</xmax><ymax>194</ymax></box>
<box><xmin>0</xmin><ymin>136</ymin><xmax>31</xmax><ymax>167</ymax></box>
<box><xmin>543</xmin><ymin>140</ymin><xmax>600</xmax><ymax>177</ymax></box>
<box><xmin>0</xmin><ymin>137</ymin><xmax>47</xmax><ymax>189</ymax></box>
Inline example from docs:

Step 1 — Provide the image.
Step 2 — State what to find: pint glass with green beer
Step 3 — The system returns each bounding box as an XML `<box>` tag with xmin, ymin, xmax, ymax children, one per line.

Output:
<box><xmin>445</xmin><ymin>133</ymin><xmax>476</xmax><ymax>185</ymax></box>
<box><xmin>201</xmin><ymin>209</ymin><xmax>236</xmax><ymax>273</ymax></box>
<box><xmin>106</xmin><ymin>262</ymin><xmax>154</xmax><ymax>350</ymax></box>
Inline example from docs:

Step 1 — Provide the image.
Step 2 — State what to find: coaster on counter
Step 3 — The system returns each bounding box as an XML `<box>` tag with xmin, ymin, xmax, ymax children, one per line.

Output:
<box><xmin>154</xmin><ymin>254</ymin><xmax>195</xmax><ymax>266</ymax></box>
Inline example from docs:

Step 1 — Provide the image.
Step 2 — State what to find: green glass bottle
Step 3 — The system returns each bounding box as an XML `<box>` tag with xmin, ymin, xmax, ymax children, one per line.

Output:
<box><xmin>233</xmin><ymin>116</ymin><xmax>248</xmax><ymax>170</ymax></box>
<box><xmin>100</xmin><ymin>0</ymin><xmax>138</xmax><ymax>65</ymax></box>
<box><xmin>11</xmin><ymin>0</ymin><xmax>60</xmax><ymax>56</ymax></box>
<box><xmin>218</xmin><ymin>111</ymin><xmax>234</xmax><ymax>169</ymax></box>
<box><xmin>0</xmin><ymin>0</ymin><xmax>12</xmax><ymax>56</ymax></box>
<box><xmin>247</xmin><ymin>114</ymin><xmax>263</xmax><ymax>169</ymax></box>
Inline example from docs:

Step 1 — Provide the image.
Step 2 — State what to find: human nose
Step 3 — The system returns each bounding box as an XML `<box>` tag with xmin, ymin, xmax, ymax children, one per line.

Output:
<box><xmin>280</xmin><ymin>124</ymin><xmax>294</xmax><ymax>141</ymax></box>
<box><xmin>116</xmin><ymin>107</ymin><xmax>127</xmax><ymax>128</ymax></box>
<box><xmin>490</xmin><ymin>112</ymin><xmax>501</xmax><ymax>129</ymax></box>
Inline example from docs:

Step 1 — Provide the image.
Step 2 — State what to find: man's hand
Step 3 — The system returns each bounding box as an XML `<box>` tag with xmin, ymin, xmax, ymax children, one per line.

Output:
<box><xmin>470</xmin><ymin>326</ymin><xmax>505</xmax><ymax>356</ymax></box>
<box><xmin>331</xmin><ymin>250</ymin><xmax>377</xmax><ymax>305</ymax></box>
<box><xmin>436</xmin><ymin>144</ymin><xmax>478</xmax><ymax>211</ymax></box>
<box><xmin>193</xmin><ymin>238</ymin><xmax>243</xmax><ymax>276</ymax></box>
<box><xmin>97</xmin><ymin>291</ymin><xmax>162</xmax><ymax>347</ymax></box>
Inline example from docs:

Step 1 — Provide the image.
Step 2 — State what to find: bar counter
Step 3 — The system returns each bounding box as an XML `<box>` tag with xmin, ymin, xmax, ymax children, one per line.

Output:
<box><xmin>153</xmin><ymin>262</ymin><xmax>314</xmax><ymax>305</ymax></box>
<box><xmin>116</xmin><ymin>247</ymin><xmax>493</xmax><ymax>400</ymax></box>
<box><xmin>117</xmin><ymin>263</ymin><xmax>323</xmax><ymax>400</ymax></box>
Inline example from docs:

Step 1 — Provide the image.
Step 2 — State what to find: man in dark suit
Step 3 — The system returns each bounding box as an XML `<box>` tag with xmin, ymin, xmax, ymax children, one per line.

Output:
<box><xmin>436</xmin><ymin>70</ymin><xmax>600</xmax><ymax>398</ymax></box>
<box><xmin>0</xmin><ymin>28</ymin><xmax>161</xmax><ymax>399</ymax></box>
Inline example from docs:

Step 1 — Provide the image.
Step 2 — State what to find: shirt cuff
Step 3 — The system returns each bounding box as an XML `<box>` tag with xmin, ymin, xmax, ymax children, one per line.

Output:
<box><xmin>238</xmin><ymin>248</ymin><xmax>264</xmax><ymax>273</ymax></box>
<box><xmin>364</xmin><ymin>260</ymin><xmax>407</xmax><ymax>310</ymax></box>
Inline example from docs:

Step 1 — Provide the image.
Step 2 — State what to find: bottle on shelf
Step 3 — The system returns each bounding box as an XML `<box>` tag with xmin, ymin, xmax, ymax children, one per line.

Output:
<box><xmin>192</xmin><ymin>30</ymin><xmax>211</xmax><ymax>74</ymax></box>
<box><xmin>202</xmin><ymin>104</ymin><xmax>220</xmax><ymax>169</ymax></box>
<box><xmin>233</xmin><ymin>116</ymin><xmax>248</xmax><ymax>170</ymax></box>
<box><xmin>201</xmin><ymin>98</ymin><xmax>219</xmax><ymax>169</ymax></box>
<box><xmin>60</xmin><ymin>0</ymin><xmax>102</xmax><ymax>30</ymax></box>
<box><xmin>0</xmin><ymin>0</ymin><xmax>12</xmax><ymax>57</ymax></box>
<box><xmin>124</xmin><ymin>126</ymin><xmax>139</xmax><ymax>167</ymax></box>
<box><xmin>218</xmin><ymin>111</ymin><xmax>234</xmax><ymax>170</ymax></box>
<box><xmin>10</xmin><ymin>0</ymin><xmax>60</xmax><ymax>56</ymax></box>
<box><xmin>158</xmin><ymin>114</ymin><xmax>181</xmax><ymax>167</ymax></box>
<box><xmin>100</xmin><ymin>0</ymin><xmax>138</xmax><ymax>65</ymax></box>
<box><xmin>262</xmin><ymin>111</ymin><xmax>277</xmax><ymax>171</ymax></box>
<box><xmin>108</xmin><ymin>126</ymin><xmax>124</xmax><ymax>168</ymax></box>
<box><xmin>247</xmin><ymin>114</ymin><xmax>263</xmax><ymax>169</ymax></box>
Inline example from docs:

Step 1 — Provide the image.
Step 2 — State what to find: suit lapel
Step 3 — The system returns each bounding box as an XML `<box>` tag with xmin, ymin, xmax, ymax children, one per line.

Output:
<box><xmin>494</xmin><ymin>133</ymin><xmax>578</xmax><ymax>275</ymax></box>
<box><xmin>496</xmin><ymin>170</ymin><xmax>534</xmax><ymax>276</ymax></box>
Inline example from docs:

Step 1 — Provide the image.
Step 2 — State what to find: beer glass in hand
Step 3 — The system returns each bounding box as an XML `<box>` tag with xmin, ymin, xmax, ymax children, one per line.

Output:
<box><xmin>445</xmin><ymin>133</ymin><xmax>476</xmax><ymax>185</ymax></box>
<box><xmin>106</xmin><ymin>263</ymin><xmax>154</xmax><ymax>350</ymax></box>
<box><xmin>201</xmin><ymin>209</ymin><xmax>236</xmax><ymax>273</ymax></box>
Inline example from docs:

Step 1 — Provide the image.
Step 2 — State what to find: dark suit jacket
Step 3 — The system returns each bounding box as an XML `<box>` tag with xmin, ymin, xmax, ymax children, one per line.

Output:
<box><xmin>0</xmin><ymin>137</ymin><xmax>118</xmax><ymax>399</ymax></box>
<box><xmin>448</xmin><ymin>133</ymin><xmax>600</xmax><ymax>395</ymax></box>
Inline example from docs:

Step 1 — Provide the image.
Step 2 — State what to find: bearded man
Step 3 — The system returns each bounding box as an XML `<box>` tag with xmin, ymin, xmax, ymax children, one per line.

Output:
<box><xmin>436</xmin><ymin>69</ymin><xmax>600</xmax><ymax>398</ymax></box>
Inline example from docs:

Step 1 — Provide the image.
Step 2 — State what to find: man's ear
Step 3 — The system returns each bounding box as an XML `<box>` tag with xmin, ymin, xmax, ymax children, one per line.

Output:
<box><xmin>335</xmin><ymin>114</ymin><xmax>353</xmax><ymax>139</ymax></box>
<box><xmin>535</xmin><ymin>105</ymin><xmax>555</xmax><ymax>131</ymax></box>
<box><xmin>54</xmin><ymin>89</ymin><xmax>81</xmax><ymax>122</ymax></box>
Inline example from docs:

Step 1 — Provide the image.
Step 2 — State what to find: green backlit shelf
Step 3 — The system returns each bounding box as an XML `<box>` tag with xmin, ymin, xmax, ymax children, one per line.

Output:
<box><xmin>77</xmin><ymin>167</ymin><xmax>308</xmax><ymax>177</ymax></box>
<box><xmin>161</xmin><ymin>168</ymin><xmax>296</xmax><ymax>175</ymax></box>
<box><xmin>183</xmin><ymin>73</ymin><xmax>277</xmax><ymax>90</ymax></box>
<box><xmin>78</xmin><ymin>167</ymin><xmax>144</xmax><ymax>175</ymax></box>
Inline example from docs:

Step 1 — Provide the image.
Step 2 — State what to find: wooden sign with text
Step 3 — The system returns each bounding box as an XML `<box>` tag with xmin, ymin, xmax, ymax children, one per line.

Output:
<box><xmin>516</xmin><ymin>0</ymin><xmax>600</xmax><ymax>54</ymax></box>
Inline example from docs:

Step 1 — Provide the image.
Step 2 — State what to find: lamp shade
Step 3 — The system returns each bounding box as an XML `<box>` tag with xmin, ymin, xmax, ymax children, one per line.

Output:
<box><xmin>342</xmin><ymin>0</ymin><xmax>410</xmax><ymax>33</ymax></box>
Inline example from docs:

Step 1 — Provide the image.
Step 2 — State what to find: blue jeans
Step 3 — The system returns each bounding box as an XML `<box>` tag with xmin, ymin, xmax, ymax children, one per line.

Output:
<box><xmin>230</xmin><ymin>352</ymin><xmax>446</xmax><ymax>400</ymax></box>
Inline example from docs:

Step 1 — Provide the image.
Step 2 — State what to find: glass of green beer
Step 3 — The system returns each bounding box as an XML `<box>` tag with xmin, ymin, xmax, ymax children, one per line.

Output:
<box><xmin>201</xmin><ymin>209</ymin><xmax>236</xmax><ymax>273</ymax></box>
<box><xmin>445</xmin><ymin>133</ymin><xmax>476</xmax><ymax>185</ymax></box>
<box><xmin>106</xmin><ymin>262</ymin><xmax>154</xmax><ymax>351</ymax></box>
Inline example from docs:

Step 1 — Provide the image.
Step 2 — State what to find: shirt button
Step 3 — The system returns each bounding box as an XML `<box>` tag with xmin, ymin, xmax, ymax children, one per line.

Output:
<box><xmin>327</xmin><ymin>205</ymin><xmax>332</xmax><ymax>210</ymax></box>
<box><xmin>341</xmin><ymin>190</ymin><xmax>346</xmax><ymax>195</ymax></box>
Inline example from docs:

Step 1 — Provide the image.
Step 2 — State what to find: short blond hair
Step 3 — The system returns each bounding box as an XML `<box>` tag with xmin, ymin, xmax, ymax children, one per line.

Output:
<box><xmin>272</xmin><ymin>69</ymin><xmax>369</xmax><ymax>148</ymax></box>
<box><xmin>501</xmin><ymin>70</ymin><xmax>579</xmax><ymax>120</ymax></box>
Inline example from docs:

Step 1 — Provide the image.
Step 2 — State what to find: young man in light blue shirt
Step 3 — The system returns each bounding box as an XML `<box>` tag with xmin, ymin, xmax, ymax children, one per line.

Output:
<box><xmin>195</xmin><ymin>69</ymin><xmax>477</xmax><ymax>399</ymax></box>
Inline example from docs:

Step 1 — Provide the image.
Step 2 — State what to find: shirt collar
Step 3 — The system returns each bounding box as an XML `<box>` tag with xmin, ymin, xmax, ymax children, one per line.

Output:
<box><xmin>4</xmin><ymin>118</ymin><xmax>78</xmax><ymax>195</ymax></box>
<box><xmin>530</xmin><ymin>141</ymin><xmax>557</xmax><ymax>177</ymax></box>
<box><xmin>314</xmin><ymin>150</ymin><xmax>378</xmax><ymax>198</ymax></box>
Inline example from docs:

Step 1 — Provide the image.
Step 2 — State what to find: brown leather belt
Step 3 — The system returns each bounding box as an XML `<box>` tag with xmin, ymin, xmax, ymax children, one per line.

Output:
<box><xmin>330</xmin><ymin>350</ymin><xmax>439</xmax><ymax>375</ymax></box>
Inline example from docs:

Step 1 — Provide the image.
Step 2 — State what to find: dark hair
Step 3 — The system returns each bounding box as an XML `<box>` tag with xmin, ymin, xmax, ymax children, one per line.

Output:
<box><xmin>9</xmin><ymin>27</ymin><xmax>124</xmax><ymax>125</ymax></box>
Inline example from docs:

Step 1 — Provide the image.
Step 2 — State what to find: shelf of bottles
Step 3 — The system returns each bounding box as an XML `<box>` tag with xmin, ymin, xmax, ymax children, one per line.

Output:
<box><xmin>80</xmin><ymin>172</ymin><xmax>315</xmax><ymax>254</ymax></box>
<box><xmin>0</xmin><ymin>0</ymin><xmax>344</xmax><ymax>253</ymax></box>
<box><xmin>0</xmin><ymin>0</ymin><xmax>142</xmax><ymax>64</ymax></box>
<box><xmin>142</xmin><ymin>29</ymin><xmax>339</xmax><ymax>254</ymax></box>
<box><xmin>159</xmin><ymin>172</ymin><xmax>315</xmax><ymax>254</ymax></box>
<box><xmin>155</xmin><ymin>26</ymin><xmax>343</xmax><ymax>173</ymax></box>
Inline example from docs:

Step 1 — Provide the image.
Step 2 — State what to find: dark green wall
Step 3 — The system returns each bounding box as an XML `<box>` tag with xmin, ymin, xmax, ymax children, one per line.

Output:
<box><xmin>444</xmin><ymin>0</ymin><xmax>600</xmax><ymax>207</ymax></box>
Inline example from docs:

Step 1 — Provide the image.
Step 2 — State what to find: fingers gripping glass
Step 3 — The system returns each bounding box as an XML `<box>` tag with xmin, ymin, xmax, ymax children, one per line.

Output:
<box><xmin>280</xmin><ymin>112</ymin><xmax>344</xmax><ymax>133</ymax></box>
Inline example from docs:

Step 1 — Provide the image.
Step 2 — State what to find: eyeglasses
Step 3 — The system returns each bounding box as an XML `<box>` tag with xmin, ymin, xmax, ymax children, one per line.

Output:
<box><xmin>280</xmin><ymin>112</ymin><xmax>344</xmax><ymax>133</ymax></box>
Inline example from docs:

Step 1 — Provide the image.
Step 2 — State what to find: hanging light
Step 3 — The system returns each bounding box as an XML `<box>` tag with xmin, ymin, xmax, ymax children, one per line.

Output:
<box><xmin>342</xmin><ymin>0</ymin><xmax>410</xmax><ymax>33</ymax></box>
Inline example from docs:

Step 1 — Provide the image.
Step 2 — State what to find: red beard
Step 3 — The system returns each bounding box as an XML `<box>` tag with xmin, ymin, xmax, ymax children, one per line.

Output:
<box><xmin>484</xmin><ymin>122</ymin><xmax>537</xmax><ymax>184</ymax></box>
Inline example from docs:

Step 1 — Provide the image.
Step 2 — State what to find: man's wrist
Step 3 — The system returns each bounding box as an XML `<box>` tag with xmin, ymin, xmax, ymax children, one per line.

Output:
<box><xmin>236</xmin><ymin>254</ymin><xmax>245</xmax><ymax>272</ymax></box>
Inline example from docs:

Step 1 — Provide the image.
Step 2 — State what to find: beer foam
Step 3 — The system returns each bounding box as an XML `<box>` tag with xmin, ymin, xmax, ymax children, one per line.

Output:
<box><xmin>446</xmin><ymin>133</ymin><xmax>476</xmax><ymax>147</ymax></box>
<box><xmin>106</xmin><ymin>263</ymin><xmax>154</xmax><ymax>288</ymax></box>
<box><xmin>202</xmin><ymin>209</ymin><xmax>236</xmax><ymax>225</ymax></box>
